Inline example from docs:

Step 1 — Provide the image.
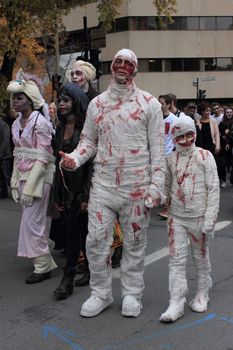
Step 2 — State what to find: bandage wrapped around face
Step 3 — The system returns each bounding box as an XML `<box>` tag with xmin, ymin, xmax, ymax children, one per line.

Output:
<box><xmin>171</xmin><ymin>115</ymin><xmax>196</xmax><ymax>152</ymax></box>
<box><xmin>110</xmin><ymin>48</ymin><xmax>138</xmax><ymax>79</ymax></box>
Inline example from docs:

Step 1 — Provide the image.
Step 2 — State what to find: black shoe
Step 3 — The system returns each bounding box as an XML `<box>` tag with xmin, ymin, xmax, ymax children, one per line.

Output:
<box><xmin>25</xmin><ymin>272</ymin><xmax>51</xmax><ymax>284</ymax></box>
<box><xmin>53</xmin><ymin>268</ymin><xmax>76</xmax><ymax>300</ymax></box>
<box><xmin>74</xmin><ymin>271</ymin><xmax>90</xmax><ymax>287</ymax></box>
<box><xmin>0</xmin><ymin>194</ymin><xmax>8</xmax><ymax>199</ymax></box>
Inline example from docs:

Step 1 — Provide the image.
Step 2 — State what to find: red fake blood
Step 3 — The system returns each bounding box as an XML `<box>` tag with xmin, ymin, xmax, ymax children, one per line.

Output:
<box><xmin>143</xmin><ymin>95</ymin><xmax>153</xmax><ymax>103</ymax></box>
<box><xmin>130</xmin><ymin>189</ymin><xmax>145</xmax><ymax>200</ymax></box>
<box><xmin>201</xmin><ymin>233</ymin><xmax>206</xmax><ymax>258</ymax></box>
<box><xmin>95</xmin><ymin>114</ymin><xmax>104</xmax><ymax>125</ymax></box>
<box><xmin>132</xmin><ymin>223</ymin><xmax>141</xmax><ymax>233</ymax></box>
<box><xmin>199</xmin><ymin>149</ymin><xmax>206</xmax><ymax>160</ymax></box>
<box><xmin>134</xmin><ymin>205</ymin><xmax>141</xmax><ymax>216</ymax></box>
<box><xmin>130</xmin><ymin>149</ymin><xmax>140</xmax><ymax>154</ymax></box>
<box><xmin>129</xmin><ymin>108</ymin><xmax>141</xmax><ymax>121</ymax></box>
<box><xmin>168</xmin><ymin>217</ymin><xmax>175</xmax><ymax>255</ymax></box>
<box><xmin>79</xmin><ymin>149</ymin><xmax>86</xmax><ymax>155</ymax></box>
<box><xmin>96</xmin><ymin>211</ymin><xmax>103</xmax><ymax>224</ymax></box>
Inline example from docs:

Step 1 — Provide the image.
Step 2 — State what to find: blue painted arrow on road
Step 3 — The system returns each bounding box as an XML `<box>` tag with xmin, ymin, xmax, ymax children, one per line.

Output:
<box><xmin>43</xmin><ymin>325</ymin><xmax>85</xmax><ymax>350</ymax></box>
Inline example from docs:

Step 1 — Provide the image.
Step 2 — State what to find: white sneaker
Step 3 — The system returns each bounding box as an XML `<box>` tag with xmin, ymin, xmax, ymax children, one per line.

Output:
<box><xmin>80</xmin><ymin>295</ymin><xmax>113</xmax><ymax>317</ymax></box>
<box><xmin>159</xmin><ymin>299</ymin><xmax>185</xmax><ymax>323</ymax></box>
<box><xmin>121</xmin><ymin>295</ymin><xmax>142</xmax><ymax>317</ymax></box>
<box><xmin>189</xmin><ymin>293</ymin><xmax>209</xmax><ymax>313</ymax></box>
<box><xmin>220</xmin><ymin>181</ymin><xmax>226</xmax><ymax>188</ymax></box>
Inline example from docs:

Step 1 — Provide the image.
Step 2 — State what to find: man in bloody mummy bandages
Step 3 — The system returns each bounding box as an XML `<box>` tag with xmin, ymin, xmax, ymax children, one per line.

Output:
<box><xmin>160</xmin><ymin>115</ymin><xmax>219</xmax><ymax>323</ymax></box>
<box><xmin>60</xmin><ymin>48</ymin><xmax>165</xmax><ymax>317</ymax></box>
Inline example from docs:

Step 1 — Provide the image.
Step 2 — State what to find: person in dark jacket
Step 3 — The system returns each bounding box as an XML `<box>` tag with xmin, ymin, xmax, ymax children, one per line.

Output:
<box><xmin>51</xmin><ymin>82</ymin><xmax>93</xmax><ymax>300</ymax></box>
<box><xmin>0</xmin><ymin>118</ymin><xmax>12</xmax><ymax>198</ymax></box>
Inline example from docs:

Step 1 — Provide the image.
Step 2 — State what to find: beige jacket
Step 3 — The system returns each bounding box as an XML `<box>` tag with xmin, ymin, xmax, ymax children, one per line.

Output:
<box><xmin>196</xmin><ymin>118</ymin><xmax>220</xmax><ymax>152</ymax></box>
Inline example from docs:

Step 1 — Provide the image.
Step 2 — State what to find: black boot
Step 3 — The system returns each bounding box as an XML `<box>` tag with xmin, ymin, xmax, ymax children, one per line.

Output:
<box><xmin>53</xmin><ymin>268</ymin><xmax>76</xmax><ymax>300</ymax></box>
<box><xmin>74</xmin><ymin>271</ymin><xmax>90</xmax><ymax>287</ymax></box>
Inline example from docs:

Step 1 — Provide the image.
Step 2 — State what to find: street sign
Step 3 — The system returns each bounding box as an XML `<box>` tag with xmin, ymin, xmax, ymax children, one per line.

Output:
<box><xmin>90</xmin><ymin>28</ymin><xmax>106</xmax><ymax>49</ymax></box>
<box><xmin>200</xmin><ymin>77</ymin><xmax>216</xmax><ymax>82</ymax></box>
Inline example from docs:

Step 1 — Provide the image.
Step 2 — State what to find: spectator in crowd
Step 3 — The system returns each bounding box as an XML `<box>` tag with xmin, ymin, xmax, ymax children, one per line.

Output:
<box><xmin>49</xmin><ymin>102</ymin><xmax>58</xmax><ymax>130</ymax></box>
<box><xmin>158</xmin><ymin>94</ymin><xmax>177</xmax><ymax>219</ymax></box>
<box><xmin>167</xmin><ymin>93</ymin><xmax>186</xmax><ymax>118</ymax></box>
<box><xmin>211</xmin><ymin>102</ymin><xmax>224</xmax><ymax>125</ymax></box>
<box><xmin>52</xmin><ymin>82</ymin><xmax>92</xmax><ymax>299</ymax></box>
<box><xmin>218</xmin><ymin>107</ymin><xmax>233</xmax><ymax>187</ymax></box>
<box><xmin>185</xmin><ymin>102</ymin><xmax>202</xmax><ymax>146</ymax></box>
<box><xmin>160</xmin><ymin>115</ymin><xmax>219</xmax><ymax>323</ymax></box>
<box><xmin>60</xmin><ymin>48</ymin><xmax>165</xmax><ymax>318</ymax></box>
<box><xmin>196</xmin><ymin>101</ymin><xmax>220</xmax><ymax>156</ymax></box>
<box><xmin>0</xmin><ymin>118</ymin><xmax>12</xmax><ymax>198</ymax></box>
<box><xmin>7</xmin><ymin>69</ymin><xmax>57</xmax><ymax>284</ymax></box>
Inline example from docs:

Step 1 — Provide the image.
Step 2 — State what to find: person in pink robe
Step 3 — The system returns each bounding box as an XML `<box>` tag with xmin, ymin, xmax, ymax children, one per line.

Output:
<box><xmin>7</xmin><ymin>69</ymin><xmax>57</xmax><ymax>284</ymax></box>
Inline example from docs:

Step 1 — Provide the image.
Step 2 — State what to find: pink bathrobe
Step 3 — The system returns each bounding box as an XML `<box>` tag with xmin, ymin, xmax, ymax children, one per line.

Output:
<box><xmin>12</xmin><ymin>111</ymin><xmax>54</xmax><ymax>258</ymax></box>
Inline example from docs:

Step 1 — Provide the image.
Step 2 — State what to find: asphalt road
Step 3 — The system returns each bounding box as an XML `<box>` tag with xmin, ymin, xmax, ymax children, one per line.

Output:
<box><xmin>0</xmin><ymin>184</ymin><xmax>233</xmax><ymax>350</ymax></box>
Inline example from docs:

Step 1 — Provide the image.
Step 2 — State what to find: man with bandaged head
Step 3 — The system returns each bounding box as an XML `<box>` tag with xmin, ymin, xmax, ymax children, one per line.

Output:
<box><xmin>160</xmin><ymin>115</ymin><xmax>219</xmax><ymax>323</ymax></box>
<box><xmin>60</xmin><ymin>49</ymin><xmax>165</xmax><ymax>317</ymax></box>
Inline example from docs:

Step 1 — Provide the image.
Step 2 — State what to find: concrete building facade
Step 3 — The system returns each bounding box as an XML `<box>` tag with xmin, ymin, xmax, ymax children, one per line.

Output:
<box><xmin>62</xmin><ymin>0</ymin><xmax>233</xmax><ymax>103</ymax></box>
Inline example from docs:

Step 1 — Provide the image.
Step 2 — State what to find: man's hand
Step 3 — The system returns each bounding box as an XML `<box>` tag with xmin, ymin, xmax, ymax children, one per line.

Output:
<box><xmin>59</xmin><ymin>151</ymin><xmax>76</xmax><ymax>170</ymax></box>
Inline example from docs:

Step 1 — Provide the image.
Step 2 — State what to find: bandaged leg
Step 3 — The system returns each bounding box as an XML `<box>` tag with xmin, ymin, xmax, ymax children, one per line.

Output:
<box><xmin>160</xmin><ymin>217</ymin><xmax>188</xmax><ymax>322</ymax></box>
<box><xmin>189</xmin><ymin>231</ymin><xmax>211</xmax><ymax>312</ymax></box>
<box><xmin>120</xmin><ymin>199</ymin><xmax>149</xmax><ymax>316</ymax></box>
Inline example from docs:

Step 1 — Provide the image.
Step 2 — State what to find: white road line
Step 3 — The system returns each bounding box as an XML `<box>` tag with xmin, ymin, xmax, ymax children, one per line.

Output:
<box><xmin>112</xmin><ymin>220</ymin><xmax>232</xmax><ymax>279</ymax></box>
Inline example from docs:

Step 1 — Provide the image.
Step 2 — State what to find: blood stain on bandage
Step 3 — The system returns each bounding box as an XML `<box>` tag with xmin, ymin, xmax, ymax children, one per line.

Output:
<box><xmin>96</xmin><ymin>211</ymin><xmax>103</xmax><ymax>224</ymax></box>
<box><xmin>201</xmin><ymin>233</ymin><xmax>206</xmax><ymax>258</ymax></box>
<box><xmin>129</xmin><ymin>108</ymin><xmax>141</xmax><ymax>121</ymax></box>
<box><xmin>168</xmin><ymin>217</ymin><xmax>175</xmax><ymax>255</ymax></box>
<box><xmin>134</xmin><ymin>205</ymin><xmax>141</xmax><ymax>216</ymax></box>
<box><xmin>130</xmin><ymin>149</ymin><xmax>140</xmax><ymax>154</ymax></box>
<box><xmin>130</xmin><ymin>189</ymin><xmax>145</xmax><ymax>200</ymax></box>
<box><xmin>79</xmin><ymin>149</ymin><xmax>86</xmax><ymax>155</ymax></box>
<box><xmin>132</xmin><ymin>223</ymin><xmax>141</xmax><ymax>233</ymax></box>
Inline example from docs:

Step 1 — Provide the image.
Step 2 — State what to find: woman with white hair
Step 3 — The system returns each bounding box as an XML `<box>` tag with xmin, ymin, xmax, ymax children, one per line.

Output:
<box><xmin>71</xmin><ymin>60</ymin><xmax>98</xmax><ymax>101</ymax></box>
<box><xmin>7</xmin><ymin>69</ymin><xmax>57</xmax><ymax>284</ymax></box>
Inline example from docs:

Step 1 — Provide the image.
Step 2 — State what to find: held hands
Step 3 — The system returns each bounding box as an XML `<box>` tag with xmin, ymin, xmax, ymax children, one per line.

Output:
<box><xmin>59</xmin><ymin>151</ymin><xmax>76</xmax><ymax>171</ymax></box>
<box><xmin>144</xmin><ymin>193</ymin><xmax>161</xmax><ymax>208</ymax></box>
<box><xmin>21</xmin><ymin>194</ymin><xmax>33</xmax><ymax>207</ymax></box>
<box><xmin>11</xmin><ymin>188</ymin><xmax>20</xmax><ymax>203</ymax></box>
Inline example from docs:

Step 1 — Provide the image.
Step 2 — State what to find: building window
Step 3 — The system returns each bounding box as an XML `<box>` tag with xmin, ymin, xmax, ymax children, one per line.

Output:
<box><xmin>114</xmin><ymin>17</ymin><xmax>129</xmax><ymax>32</ymax></box>
<box><xmin>205</xmin><ymin>58</ymin><xmax>217</xmax><ymax>71</ymax></box>
<box><xmin>216</xmin><ymin>17</ymin><xmax>233</xmax><ymax>30</ymax></box>
<box><xmin>199</xmin><ymin>17</ymin><xmax>216</xmax><ymax>30</ymax></box>
<box><xmin>183</xmin><ymin>58</ymin><xmax>200</xmax><ymax>71</ymax></box>
<box><xmin>118</xmin><ymin>16</ymin><xmax>233</xmax><ymax>32</ymax></box>
<box><xmin>216</xmin><ymin>58</ymin><xmax>233</xmax><ymax>71</ymax></box>
<box><xmin>101</xmin><ymin>58</ymin><xmax>233</xmax><ymax>75</ymax></box>
<box><xmin>149</xmin><ymin>59</ymin><xmax>162</xmax><ymax>71</ymax></box>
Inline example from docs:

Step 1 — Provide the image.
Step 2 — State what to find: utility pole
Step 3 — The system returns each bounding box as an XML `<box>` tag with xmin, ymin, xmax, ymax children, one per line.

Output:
<box><xmin>83</xmin><ymin>16</ymin><xmax>89</xmax><ymax>61</ymax></box>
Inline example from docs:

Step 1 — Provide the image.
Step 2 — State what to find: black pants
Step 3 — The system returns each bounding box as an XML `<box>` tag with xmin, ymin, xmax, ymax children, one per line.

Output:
<box><xmin>0</xmin><ymin>159</ymin><xmax>12</xmax><ymax>197</ymax></box>
<box><xmin>65</xmin><ymin>200</ymin><xmax>88</xmax><ymax>269</ymax></box>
